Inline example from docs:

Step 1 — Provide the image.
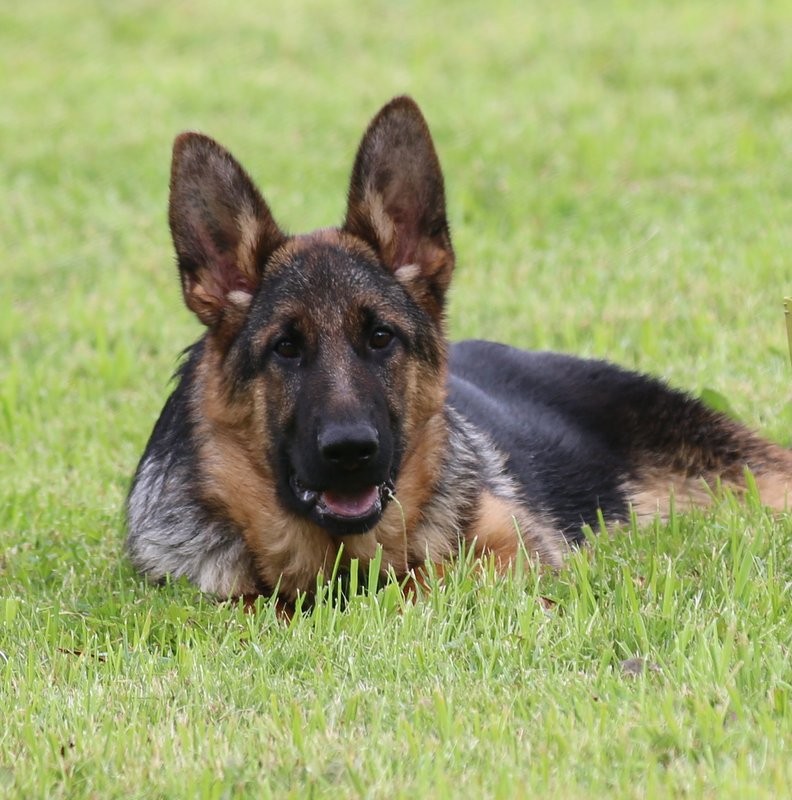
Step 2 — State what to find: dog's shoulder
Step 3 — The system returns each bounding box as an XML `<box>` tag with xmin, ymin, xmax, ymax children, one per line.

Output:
<box><xmin>126</xmin><ymin>338</ymin><xmax>260</xmax><ymax>596</ymax></box>
<box><xmin>448</xmin><ymin>340</ymin><xmax>642</xmax><ymax>537</ymax></box>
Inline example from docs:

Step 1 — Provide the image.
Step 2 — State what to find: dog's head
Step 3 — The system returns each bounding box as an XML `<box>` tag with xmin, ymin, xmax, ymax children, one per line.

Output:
<box><xmin>168</xmin><ymin>97</ymin><xmax>454</xmax><ymax>536</ymax></box>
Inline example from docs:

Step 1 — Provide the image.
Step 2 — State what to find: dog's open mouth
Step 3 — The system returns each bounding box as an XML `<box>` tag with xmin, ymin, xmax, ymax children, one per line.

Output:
<box><xmin>290</xmin><ymin>475</ymin><xmax>393</xmax><ymax>534</ymax></box>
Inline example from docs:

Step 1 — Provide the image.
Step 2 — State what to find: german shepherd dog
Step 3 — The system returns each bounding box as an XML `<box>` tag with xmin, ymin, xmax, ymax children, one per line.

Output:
<box><xmin>126</xmin><ymin>96</ymin><xmax>792</xmax><ymax>604</ymax></box>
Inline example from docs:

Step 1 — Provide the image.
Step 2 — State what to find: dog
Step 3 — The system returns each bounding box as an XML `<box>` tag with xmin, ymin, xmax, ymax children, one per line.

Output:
<box><xmin>126</xmin><ymin>96</ymin><xmax>792</xmax><ymax>606</ymax></box>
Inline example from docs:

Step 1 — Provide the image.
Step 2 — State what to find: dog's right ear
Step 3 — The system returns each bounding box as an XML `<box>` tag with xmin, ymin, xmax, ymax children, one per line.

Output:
<box><xmin>169</xmin><ymin>133</ymin><xmax>286</xmax><ymax>330</ymax></box>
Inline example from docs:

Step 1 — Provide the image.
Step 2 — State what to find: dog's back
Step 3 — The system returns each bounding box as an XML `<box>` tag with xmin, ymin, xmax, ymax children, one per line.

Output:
<box><xmin>450</xmin><ymin>339</ymin><xmax>792</xmax><ymax>536</ymax></box>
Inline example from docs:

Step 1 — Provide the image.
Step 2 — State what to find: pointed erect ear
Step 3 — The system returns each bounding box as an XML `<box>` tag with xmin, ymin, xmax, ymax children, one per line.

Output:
<box><xmin>343</xmin><ymin>97</ymin><xmax>454</xmax><ymax>317</ymax></box>
<box><xmin>168</xmin><ymin>133</ymin><xmax>286</xmax><ymax>329</ymax></box>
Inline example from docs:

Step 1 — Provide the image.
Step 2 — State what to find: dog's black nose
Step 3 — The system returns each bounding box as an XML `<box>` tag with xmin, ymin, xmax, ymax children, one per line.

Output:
<box><xmin>318</xmin><ymin>423</ymin><xmax>379</xmax><ymax>472</ymax></box>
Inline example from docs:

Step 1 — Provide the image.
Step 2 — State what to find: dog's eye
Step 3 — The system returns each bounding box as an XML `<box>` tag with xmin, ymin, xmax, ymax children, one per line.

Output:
<box><xmin>274</xmin><ymin>339</ymin><xmax>301</xmax><ymax>360</ymax></box>
<box><xmin>368</xmin><ymin>328</ymin><xmax>394</xmax><ymax>350</ymax></box>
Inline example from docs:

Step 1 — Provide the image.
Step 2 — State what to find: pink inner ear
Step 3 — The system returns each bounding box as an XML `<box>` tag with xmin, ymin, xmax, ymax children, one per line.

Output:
<box><xmin>191</xmin><ymin>222</ymin><xmax>255</xmax><ymax>297</ymax></box>
<box><xmin>210</xmin><ymin>260</ymin><xmax>255</xmax><ymax>303</ymax></box>
<box><xmin>392</xmin><ymin>231</ymin><xmax>417</xmax><ymax>267</ymax></box>
<box><xmin>385</xmin><ymin>206</ymin><xmax>421</xmax><ymax>267</ymax></box>
<box><xmin>232</xmin><ymin>274</ymin><xmax>255</xmax><ymax>293</ymax></box>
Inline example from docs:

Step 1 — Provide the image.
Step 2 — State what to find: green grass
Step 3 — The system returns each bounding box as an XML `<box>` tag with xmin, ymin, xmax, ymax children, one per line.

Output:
<box><xmin>3</xmin><ymin>1</ymin><xmax>792</xmax><ymax>796</ymax></box>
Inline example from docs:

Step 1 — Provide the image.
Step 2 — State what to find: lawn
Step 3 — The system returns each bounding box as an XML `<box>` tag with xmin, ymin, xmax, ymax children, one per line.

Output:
<box><xmin>2</xmin><ymin>1</ymin><xmax>792</xmax><ymax>797</ymax></box>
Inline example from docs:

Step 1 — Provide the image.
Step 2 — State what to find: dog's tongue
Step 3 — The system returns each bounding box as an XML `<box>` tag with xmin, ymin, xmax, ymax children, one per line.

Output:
<box><xmin>320</xmin><ymin>486</ymin><xmax>379</xmax><ymax>519</ymax></box>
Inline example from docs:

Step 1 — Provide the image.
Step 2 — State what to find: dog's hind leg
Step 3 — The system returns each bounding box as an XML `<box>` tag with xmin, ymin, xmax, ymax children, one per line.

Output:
<box><xmin>621</xmin><ymin>388</ymin><xmax>792</xmax><ymax>520</ymax></box>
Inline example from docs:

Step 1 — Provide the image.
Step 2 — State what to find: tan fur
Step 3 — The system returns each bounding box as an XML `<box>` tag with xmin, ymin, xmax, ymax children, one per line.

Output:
<box><xmin>467</xmin><ymin>493</ymin><xmax>565</xmax><ymax>569</ymax></box>
<box><xmin>624</xmin><ymin>470</ymin><xmax>718</xmax><ymax>521</ymax></box>
<box><xmin>754</xmin><ymin>470</ymin><xmax>792</xmax><ymax>510</ymax></box>
<box><xmin>376</xmin><ymin>409</ymin><xmax>450</xmax><ymax>569</ymax></box>
<box><xmin>183</xmin><ymin>274</ymin><xmax>225</xmax><ymax>325</ymax></box>
<box><xmin>235</xmin><ymin>207</ymin><xmax>263</xmax><ymax>282</ymax></box>
<box><xmin>626</xmin><ymin>445</ymin><xmax>792</xmax><ymax>521</ymax></box>
<box><xmin>362</xmin><ymin>188</ymin><xmax>395</xmax><ymax>256</ymax></box>
<box><xmin>752</xmin><ymin>444</ymin><xmax>792</xmax><ymax>510</ymax></box>
<box><xmin>467</xmin><ymin>492</ymin><xmax>521</xmax><ymax>565</ymax></box>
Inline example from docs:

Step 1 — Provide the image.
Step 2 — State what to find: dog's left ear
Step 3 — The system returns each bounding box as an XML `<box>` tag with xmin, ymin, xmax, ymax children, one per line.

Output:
<box><xmin>343</xmin><ymin>96</ymin><xmax>454</xmax><ymax>318</ymax></box>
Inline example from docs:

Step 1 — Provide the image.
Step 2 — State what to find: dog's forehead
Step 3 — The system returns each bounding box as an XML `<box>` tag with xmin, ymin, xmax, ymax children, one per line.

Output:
<box><xmin>253</xmin><ymin>230</ymin><xmax>399</xmax><ymax>320</ymax></box>
<box><xmin>279</xmin><ymin>231</ymin><xmax>378</xmax><ymax>285</ymax></box>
